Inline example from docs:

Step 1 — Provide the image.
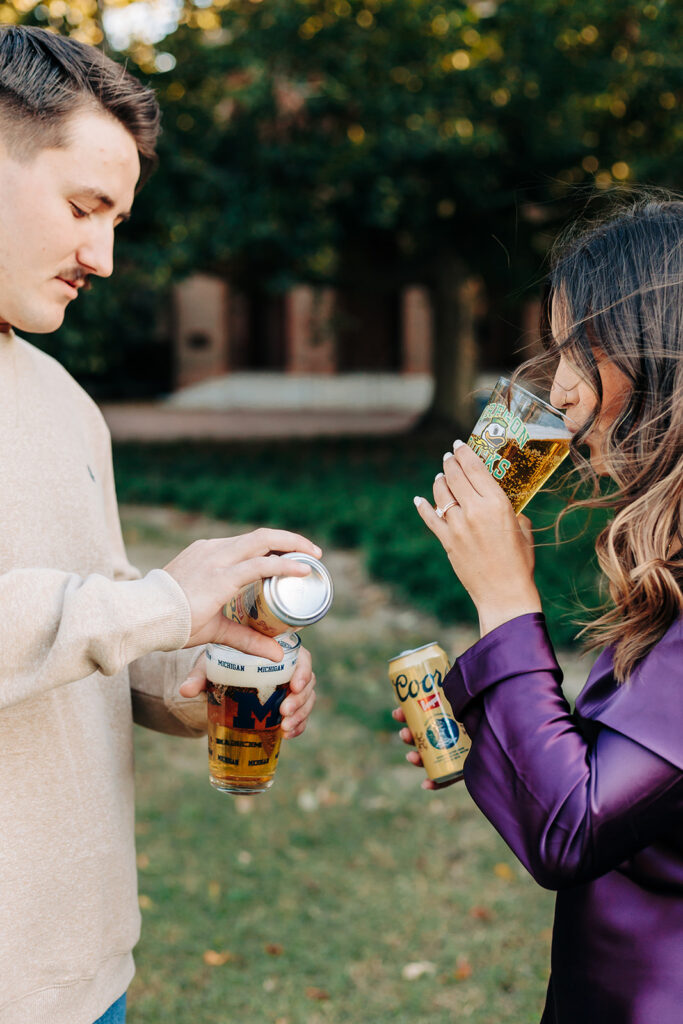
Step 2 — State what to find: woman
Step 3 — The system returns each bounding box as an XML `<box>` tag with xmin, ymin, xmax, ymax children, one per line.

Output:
<box><xmin>394</xmin><ymin>199</ymin><xmax>683</xmax><ymax>1023</ymax></box>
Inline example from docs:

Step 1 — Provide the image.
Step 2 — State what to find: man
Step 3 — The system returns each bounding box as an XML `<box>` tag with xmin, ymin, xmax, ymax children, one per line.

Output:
<box><xmin>0</xmin><ymin>25</ymin><xmax>319</xmax><ymax>1024</ymax></box>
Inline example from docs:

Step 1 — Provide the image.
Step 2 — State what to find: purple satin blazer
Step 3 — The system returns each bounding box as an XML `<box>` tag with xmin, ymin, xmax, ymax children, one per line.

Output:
<box><xmin>443</xmin><ymin>612</ymin><xmax>683</xmax><ymax>1024</ymax></box>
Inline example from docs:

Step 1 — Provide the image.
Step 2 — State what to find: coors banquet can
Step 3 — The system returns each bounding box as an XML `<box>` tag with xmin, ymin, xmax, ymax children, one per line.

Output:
<box><xmin>389</xmin><ymin>642</ymin><xmax>471</xmax><ymax>784</ymax></box>
<box><xmin>223</xmin><ymin>553</ymin><xmax>334</xmax><ymax>637</ymax></box>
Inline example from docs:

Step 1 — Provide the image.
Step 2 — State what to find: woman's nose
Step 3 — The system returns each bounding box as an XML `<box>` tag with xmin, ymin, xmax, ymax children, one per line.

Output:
<box><xmin>550</xmin><ymin>378</ymin><xmax>569</xmax><ymax>409</ymax></box>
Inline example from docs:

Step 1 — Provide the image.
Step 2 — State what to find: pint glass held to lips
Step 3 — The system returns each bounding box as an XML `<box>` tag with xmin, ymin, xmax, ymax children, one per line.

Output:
<box><xmin>468</xmin><ymin>377</ymin><xmax>572</xmax><ymax>514</ymax></box>
<box><xmin>206</xmin><ymin>634</ymin><xmax>301</xmax><ymax>795</ymax></box>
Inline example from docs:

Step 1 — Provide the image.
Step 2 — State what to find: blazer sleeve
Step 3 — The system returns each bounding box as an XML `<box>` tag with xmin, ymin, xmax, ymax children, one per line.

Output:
<box><xmin>442</xmin><ymin>613</ymin><xmax>683</xmax><ymax>890</ymax></box>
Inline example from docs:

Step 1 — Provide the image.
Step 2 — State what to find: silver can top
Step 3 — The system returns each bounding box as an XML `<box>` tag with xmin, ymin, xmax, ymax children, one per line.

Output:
<box><xmin>389</xmin><ymin>641</ymin><xmax>441</xmax><ymax>662</ymax></box>
<box><xmin>264</xmin><ymin>553</ymin><xmax>334</xmax><ymax>627</ymax></box>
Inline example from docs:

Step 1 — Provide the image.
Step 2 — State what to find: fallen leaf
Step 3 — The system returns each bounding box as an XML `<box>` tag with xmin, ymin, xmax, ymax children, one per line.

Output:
<box><xmin>305</xmin><ymin>986</ymin><xmax>331</xmax><ymax>1000</ymax></box>
<box><xmin>469</xmin><ymin>905</ymin><xmax>493</xmax><ymax>921</ymax></box>
<box><xmin>203</xmin><ymin>949</ymin><xmax>233</xmax><ymax>966</ymax></box>
<box><xmin>297</xmin><ymin>790</ymin><xmax>319</xmax><ymax>812</ymax></box>
<box><xmin>136</xmin><ymin>853</ymin><xmax>150</xmax><ymax>870</ymax></box>
<box><xmin>207</xmin><ymin>880</ymin><xmax>221</xmax><ymax>900</ymax></box>
<box><xmin>454</xmin><ymin>956</ymin><xmax>473</xmax><ymax>981</ymax></box>
<box><xmin>138</xmin><ymin>894</ymin><xmax>153</xmax><ymax>910</ymax></box>
<box><xmin>402</xmin><ymin>961</ymin><xmax>437</xmax><ymax>981</ymax></box>
<box><xmin>493</xmin><ymin>862</ymin><xmax>514</xmax><ymax>881</ymax></box>
<box><xmin>237</xmin><ymin>850</ymin><xmax>253</xmax><ymax>866</ymax></box>
<box><xmin>265</xmin><ymin>943</ymin><xmax>284</xmax><ymax>956</ymax></box>
<box><xmin>262</xmin><ymin>977</ymin><xmax>278</xmax><ymax>993</ymax></box>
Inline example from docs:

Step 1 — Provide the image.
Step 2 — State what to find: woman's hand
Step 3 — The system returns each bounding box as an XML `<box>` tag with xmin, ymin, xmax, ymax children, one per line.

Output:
<box><xmin>414</xmin><ymin>441</ymin><xmax>541</xmax><ymax>636</ymax></box>
<box><xmin>391</xmin><ymin>706</ymin><xmax>460</xmax><ymax>790</ymax></box>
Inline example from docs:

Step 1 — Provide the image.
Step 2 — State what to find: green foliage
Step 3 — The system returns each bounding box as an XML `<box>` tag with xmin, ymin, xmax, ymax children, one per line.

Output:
<box><xmin>138</xmin><ymin>0</ymin><xmax>683</xmax><ymax>288</ymax></box>
<box><xmin>113</xmin><ymin>434</ymin><xmax>609</xmax><ymax>648</ymax></box>
<box><xmin>9</xmin><ymin>1</ymin><xmax>683</xmax><ymax>388</ymax></box>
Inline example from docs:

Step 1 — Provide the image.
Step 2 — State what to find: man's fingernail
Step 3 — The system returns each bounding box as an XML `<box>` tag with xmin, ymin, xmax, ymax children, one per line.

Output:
<box><xmin>443</xmin><ymin>451</ymin><xmax>453</xmax><ymax>461</ymax></box>
<box><xmin>453</xmin><ymin>440</ymin><xmax>465</xmax><ymax>450</ymax></box>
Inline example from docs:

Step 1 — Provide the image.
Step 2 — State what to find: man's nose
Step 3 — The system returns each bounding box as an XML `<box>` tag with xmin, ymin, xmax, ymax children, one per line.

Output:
<box><xmin>76</xmin><ymin>225</ymin><xmax>115</xmax><ymax>279</ymax></box>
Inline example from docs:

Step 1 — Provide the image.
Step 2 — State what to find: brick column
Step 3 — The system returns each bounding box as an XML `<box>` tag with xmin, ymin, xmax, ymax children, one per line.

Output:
<box><xmin>284</xmin><ymin>285</ymin><xmax>337</xmax><ymax>374</ymax></box>
<box><xmin>401</xmin><ymin>285</ymin><xmax>433</xmax><ymax>374</ymax></box>
<box><xmin>173</xmin><ymin>274</ymin><xmax>230</xmax><ymax>388</ymax></box>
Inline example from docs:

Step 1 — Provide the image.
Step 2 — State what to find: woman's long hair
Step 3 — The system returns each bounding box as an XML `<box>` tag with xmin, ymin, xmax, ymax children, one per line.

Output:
<box><xmin>518</xmin><ymin>197</ymin><xmax>683</xmax><ymax>680</ymax></box>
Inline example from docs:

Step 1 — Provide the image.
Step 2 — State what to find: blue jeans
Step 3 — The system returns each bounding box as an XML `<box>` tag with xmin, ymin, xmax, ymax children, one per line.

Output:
<box><xmin>94</xmin><ymin>992</ymin><xmax>126</xmax><ymax>1024</ymax></box>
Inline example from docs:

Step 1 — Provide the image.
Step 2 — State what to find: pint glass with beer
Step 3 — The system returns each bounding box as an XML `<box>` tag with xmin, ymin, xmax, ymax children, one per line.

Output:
<box><xmin>468</xmin><ymin>377</ymin><xmax>571</xmax><ymax>513</ymax></box>
<box><xmin>206</xmin><ymin>633</ymin><xmax>301</xmax><ymax>795</ymax></box>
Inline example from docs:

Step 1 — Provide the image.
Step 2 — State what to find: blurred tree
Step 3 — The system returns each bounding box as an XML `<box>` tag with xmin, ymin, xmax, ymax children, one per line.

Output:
<box><xmin>2</xmin><ymin>1</ymin><xmax>682</xmax><ymax>411</ymax></box>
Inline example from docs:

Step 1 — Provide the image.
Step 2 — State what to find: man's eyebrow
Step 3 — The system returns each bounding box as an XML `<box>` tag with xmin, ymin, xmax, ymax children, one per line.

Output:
<box><xmin>73</xmin><ymin>186</ymin><xmax>131</xmax><ymax>222</ymax></box>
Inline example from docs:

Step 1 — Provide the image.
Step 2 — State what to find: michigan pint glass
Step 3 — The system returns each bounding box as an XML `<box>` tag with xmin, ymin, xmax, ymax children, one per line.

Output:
<box><xmin>206</xmin><ymin>633</ymin><xmax>301</xmax><ymax>795</ymax></box>
<box><xmin>468</xmin><ymin>377</ymin><xmax>572</xmax><ymax>513</ymax></box>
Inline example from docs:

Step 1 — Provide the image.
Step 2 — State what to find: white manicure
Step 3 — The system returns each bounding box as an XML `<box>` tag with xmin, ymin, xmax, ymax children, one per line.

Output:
<box><xmin>453</xmin><ymin>440</ymin><xmax>465</xmax><ymax>450</ymax></box>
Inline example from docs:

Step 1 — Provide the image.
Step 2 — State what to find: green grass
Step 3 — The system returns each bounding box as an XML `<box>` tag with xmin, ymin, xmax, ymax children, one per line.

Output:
<box><xmin>113</xmin><ymin>431</ymin><xmax>609</xmax><ymax>650</ymax></box>
<box><xmin>130</xmin><ymin>628</ymin><xmax>555</xmax><ymax>1024</ymax></box>
<box><xmin>115</xmin><ymin>433</ymin><xmax>607</xmax><ymax>1020</ymax></box>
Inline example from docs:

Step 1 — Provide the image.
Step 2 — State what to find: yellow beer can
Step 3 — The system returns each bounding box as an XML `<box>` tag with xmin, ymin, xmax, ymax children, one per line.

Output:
<box><xmin>223</xmin><ymin>553</ymin><xmax>333</xmax><ymax>637</ymax></box>
<box><xmin>389</xmin><ymin>641</ymin><xmax>471</xmax><ymax>785</ymax></box>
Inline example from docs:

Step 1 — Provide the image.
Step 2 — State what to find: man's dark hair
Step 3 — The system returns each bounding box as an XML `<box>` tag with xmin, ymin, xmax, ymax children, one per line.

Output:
<box><xmin>0</xmin><ymin>25</ymin><xmax>160</xmax><ymax>185</ymax></box>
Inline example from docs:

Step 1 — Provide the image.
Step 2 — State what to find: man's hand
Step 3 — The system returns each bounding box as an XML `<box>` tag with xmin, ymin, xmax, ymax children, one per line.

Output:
<box><xmin>163</xmin><ymin>528</ymin><xmax>322</xmax><ymax>658</ymax></box>
<box><xmin>180</xmin><ymin>646</ymin><xmax>317</xmax><ymax>738</ymax></box>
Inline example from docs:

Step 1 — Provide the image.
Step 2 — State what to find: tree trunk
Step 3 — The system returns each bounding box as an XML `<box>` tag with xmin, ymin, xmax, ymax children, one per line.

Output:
<box><xmin>427</xmin><ymin>250</ymin><xmax>479</xmax><ymax>431</ymax></box>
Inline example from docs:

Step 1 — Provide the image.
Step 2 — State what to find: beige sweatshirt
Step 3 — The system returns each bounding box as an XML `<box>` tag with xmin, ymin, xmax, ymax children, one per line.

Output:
<box><xmin>0</xmin><ymin>331</ymin><xmax>207</xmax><ymax>1024</ymax></box>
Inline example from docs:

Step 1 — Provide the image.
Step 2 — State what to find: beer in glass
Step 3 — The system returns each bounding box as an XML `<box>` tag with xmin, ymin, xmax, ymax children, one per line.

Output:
<box><xmin>468</xmin><ymin>377</ymin><xmax>571</xmax><ymax>513</ymax></box>
<box><xmin>206</xmin><ymin>633</ymin><xmax>301</xmax><ymax>795</ymax></box>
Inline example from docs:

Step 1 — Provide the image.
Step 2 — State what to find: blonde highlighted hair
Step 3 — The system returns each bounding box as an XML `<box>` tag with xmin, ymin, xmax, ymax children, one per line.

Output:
<box><xmin>520</xmin><ymin>196</ymin><xmax>683</xmax><ymax>680</ymax></box>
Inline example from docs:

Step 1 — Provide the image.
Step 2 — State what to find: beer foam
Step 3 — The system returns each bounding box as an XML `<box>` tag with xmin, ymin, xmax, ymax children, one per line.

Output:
<box><xmin>523</xmin><ymin>422</ymin><xmax>571</xmax><ymax>441</ymax></box>
<box><xmin>206</xmin><ymin>636</ymin><xmax>300</xmax><ymax>697</ymax></box>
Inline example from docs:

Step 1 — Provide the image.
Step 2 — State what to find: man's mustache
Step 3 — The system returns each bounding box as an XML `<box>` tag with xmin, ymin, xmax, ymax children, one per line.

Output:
<box><xmin>57</xmin><ymin>269</ymin><xmax>92</xmax><ymax>292</ymax></box>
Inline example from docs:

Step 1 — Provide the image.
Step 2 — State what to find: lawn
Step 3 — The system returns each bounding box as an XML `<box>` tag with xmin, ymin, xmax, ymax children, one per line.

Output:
<box><xmin>120</xmin><ymin>502</ymin><xmax>571</xmax><ymax>1024</ymax></box>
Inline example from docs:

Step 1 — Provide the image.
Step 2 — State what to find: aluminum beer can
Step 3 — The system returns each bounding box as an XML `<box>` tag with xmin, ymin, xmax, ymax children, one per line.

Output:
<box><xmin>389</xmin><ymin>641</ymin><xmax>471</xmax><ymax>785</ymax></box>
<box><xmin>223</xmin><ymin>553</ymin><xmax>334</xmax><ymax>637</ymax></box>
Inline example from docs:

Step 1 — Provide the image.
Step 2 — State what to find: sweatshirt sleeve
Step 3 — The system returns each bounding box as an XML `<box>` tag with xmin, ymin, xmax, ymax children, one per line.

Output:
<box><xmin>442</xmin><ymin>613</ymin><xmax>683</xmax><ymax>890</ymax></box>
<box><xmin>0</xmin><ymin>567</ymin><xmax>191</xmax><ymax>710</ymax></box>
<box><xmin>0</xmin><ymin>403</ymin><xmax>192</xmax><ymax>712</ymax></box>
<box><xmin>96</xmin><ymin>420</ymin><xmax>206</xmax><ymax>737</ymax></box>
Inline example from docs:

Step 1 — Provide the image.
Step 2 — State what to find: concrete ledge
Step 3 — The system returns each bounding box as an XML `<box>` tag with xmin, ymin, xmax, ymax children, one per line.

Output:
<box><xmin>164</xmin><ymin>372</ymin><xmax>434</xmax><ymax>412</ymax></box>
<box><xmin>100</xmin><ymin>404</ymin><xmax>421</xmax><ymax>442</ymax></box>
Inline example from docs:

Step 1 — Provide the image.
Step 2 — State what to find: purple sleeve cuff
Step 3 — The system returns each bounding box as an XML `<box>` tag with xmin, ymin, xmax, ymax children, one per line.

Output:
<box><xmin>443</xmin><ymin>612</ymin><xmax>562</xmax><ymax>718</ymax></box>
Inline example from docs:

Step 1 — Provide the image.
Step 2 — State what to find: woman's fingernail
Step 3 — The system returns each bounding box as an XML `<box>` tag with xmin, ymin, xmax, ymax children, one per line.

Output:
<box><xmin>453</xmin><ymin>440</ymin><xmax>465</xmax><ymax>450</ymax></box>
<box><xmin>413</xmin><ymin>496</ymin><xmax>423</xmax><ymax>507</ymax></box>
<box><xmin>443</xmin><ymin>451</ymin><xmax>453</xmax><ymax>461</ymax></box>
<box><xmin>434</xmin><ymin>471</ymin><xmax>444</xmax><ymax>481</ymax></box>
